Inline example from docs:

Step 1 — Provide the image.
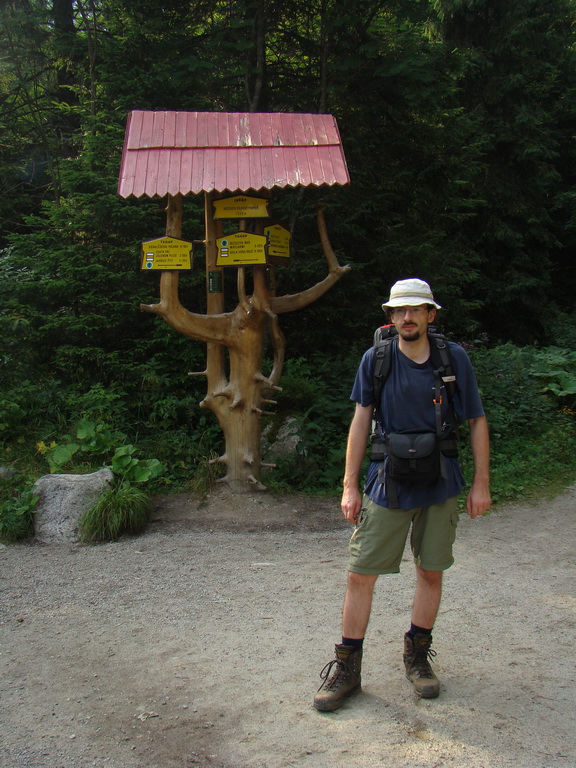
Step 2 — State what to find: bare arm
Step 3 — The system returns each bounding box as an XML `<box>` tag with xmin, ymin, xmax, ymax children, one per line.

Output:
<box><xmin>467</xmin><ymin>415</ymin><xmax>491</xmax><ymax>518</ymax></box>
<box><xmin>341</xmin><ymin>403</ymin><xmax>373</xmax><ymax>524</ymax></box>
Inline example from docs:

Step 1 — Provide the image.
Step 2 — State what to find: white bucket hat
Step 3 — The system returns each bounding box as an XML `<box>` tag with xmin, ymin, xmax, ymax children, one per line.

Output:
<box><xmin>381</xmin><ymin>278</ymin><xmax>441</xmax><ymax>310</ymax></box>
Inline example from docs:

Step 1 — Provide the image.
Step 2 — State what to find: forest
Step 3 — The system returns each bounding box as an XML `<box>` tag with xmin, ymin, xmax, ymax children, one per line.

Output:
<box><xmin>1</xmin><ymin>0</ymin><xmax>576</xmax><ymax>537</ymax></box>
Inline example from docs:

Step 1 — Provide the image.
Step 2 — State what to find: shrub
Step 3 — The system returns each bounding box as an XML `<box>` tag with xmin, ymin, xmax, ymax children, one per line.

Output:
<box><xmin>0</xmin><ymin>474</ymin><xmax>38</xmax><ymax>542</ymax></box>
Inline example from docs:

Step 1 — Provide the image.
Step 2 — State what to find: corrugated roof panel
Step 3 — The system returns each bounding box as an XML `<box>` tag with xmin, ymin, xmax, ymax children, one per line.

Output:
<box><xmin>174</xmin><ymin>111</ymin><xmax>189</xmax><ymax>148</ymax></box>
<box><xmin>236</xmin><ymin>146</ymin><xmax>252</xmax><ymax>190</ymax></box>
<box><xmin>167</xmin><ymin>149</ymin><xmax>183</xmax><ymax>197</ymax></box>
<box><xmin>150</xmin><ymin>149</ymin><xmax>165</xmax><ymax>197</ymax></box>
<box><xmin>203</xmin><ymin>147</ymin><xmax>217</xmax><ymax>192</ymax></box>
<box><xmin>304</xmin><ymin>146</ymin><xmax>319</xmax><ymax>185</ymax></box>
<box><xmin>118</xmin><ymin>111</ymin><xmax>350</xmax><ymax>197</ymax></box>
<box><xmin>223</xmin><ymin>148</ymin><xmax>239</xmax><ymax>193</ymax></box>
<box><xmin>179</xmin><ymin>147</ymin><xmax>194</xmax><ymax>193</ymax></box>
<box><xmin>190</xmin><ymin>150</ymin><xmax>205</xmax><ymax>194</ymax></box>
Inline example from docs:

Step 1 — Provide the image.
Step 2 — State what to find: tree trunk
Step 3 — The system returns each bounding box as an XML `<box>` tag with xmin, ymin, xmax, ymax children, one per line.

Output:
<box><xmin>202</xmin><ymin>304</ymin><xmax>272</xmax><ymax>491</ymax></box>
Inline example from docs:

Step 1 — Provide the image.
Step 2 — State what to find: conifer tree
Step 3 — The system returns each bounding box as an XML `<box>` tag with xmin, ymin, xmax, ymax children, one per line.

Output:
<box><xmin>432</xmin><ymin>0</ymin><xmax>576</xmax><ymax>341</ymax></box>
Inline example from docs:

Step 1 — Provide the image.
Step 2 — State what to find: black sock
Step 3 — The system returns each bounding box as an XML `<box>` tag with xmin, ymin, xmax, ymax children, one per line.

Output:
<box><xmin>407</xmin><ymin>623</ymin><xmax>432</xmax><ymax>639</ymax></box>
<box><xmin>341</xmin><ymin>636</ymin><xmax>364</xmax><ymax>649</ymax></box>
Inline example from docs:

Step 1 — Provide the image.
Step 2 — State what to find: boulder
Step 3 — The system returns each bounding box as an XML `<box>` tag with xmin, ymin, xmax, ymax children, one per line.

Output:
<box><xmin>33</xmin><ymin>468</ymin><xmax>114</xmax><ymax>543</ymax></box>
<box><xmin>262</xmin><ymin>416</ymin><xmax>303</xmax><ymax>460</ymax></box>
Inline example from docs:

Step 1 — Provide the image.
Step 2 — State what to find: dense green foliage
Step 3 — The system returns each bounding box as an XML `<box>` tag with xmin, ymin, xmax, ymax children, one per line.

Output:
<box><xmin>1</xmin><ymin>0</ymin><xmax>575</xmax><ymax>539</ymax></box>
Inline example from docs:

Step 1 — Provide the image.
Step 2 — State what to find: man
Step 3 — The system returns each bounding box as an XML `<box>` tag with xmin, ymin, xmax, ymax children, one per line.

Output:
<box><xmin>314</xmin><ymin>278</ymin><xmax>491</xmax><ymax>712</ymax></box>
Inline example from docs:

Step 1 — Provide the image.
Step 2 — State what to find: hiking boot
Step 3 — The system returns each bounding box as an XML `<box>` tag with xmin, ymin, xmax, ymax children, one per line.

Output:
<box><xmin>313</xmin><ymin>644</ymin><xmax>362</xmax><ymax>712</ymax></box>
<box><xmin>403</xmin><ymin>632</ymin><xmax>440</xmax><ymax>698</ymax></box>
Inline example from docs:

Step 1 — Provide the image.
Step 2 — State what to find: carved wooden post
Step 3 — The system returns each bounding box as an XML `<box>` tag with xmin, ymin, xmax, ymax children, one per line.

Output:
<box><xmin>142</xmin><ymin>201</ymin><xmax>350</xmax><ymax>492</ymax></box>
<box><xmin>120</xmin><ymin>110</ymin><xmax>350</xmax><ymax>494</ymax></box>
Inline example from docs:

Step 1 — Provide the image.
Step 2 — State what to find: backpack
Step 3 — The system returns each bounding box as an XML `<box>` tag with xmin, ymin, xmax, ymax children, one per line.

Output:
<box><xmin>370</xmin><ymin>324</ymin><xmax>459</xmax><ymax>507</ymax></box>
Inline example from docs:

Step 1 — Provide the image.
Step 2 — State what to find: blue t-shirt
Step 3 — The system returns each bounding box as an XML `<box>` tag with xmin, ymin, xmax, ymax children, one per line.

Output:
<box><xmin>350</xmin><ymin>340</ymin><xmax>485</xmax><ymax>509</ymax></box>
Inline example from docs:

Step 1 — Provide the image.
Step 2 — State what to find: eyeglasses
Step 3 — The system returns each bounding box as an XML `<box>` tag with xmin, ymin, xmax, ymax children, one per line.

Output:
<box><xmin>390</xmin><ymin>306</ymin><xmax>428</xmax><ymax>317</ymax></box>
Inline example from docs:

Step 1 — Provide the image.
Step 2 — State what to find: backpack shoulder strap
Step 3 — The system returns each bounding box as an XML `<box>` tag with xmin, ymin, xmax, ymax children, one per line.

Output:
<box><xmin>427</xmin><ymin>333</ymin><xmax>456</xmax><ymax>401</ymax></box>
<box><xmin>372</xmin><ymin>325</ymin><xmax>397</xmax><ymax>420</ymax></box>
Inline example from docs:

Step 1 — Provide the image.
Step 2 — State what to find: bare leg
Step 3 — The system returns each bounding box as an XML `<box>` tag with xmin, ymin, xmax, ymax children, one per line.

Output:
<box><xmin>411</xmin><ymin>566</ymin><xmax>443</xmax><ymax>629</ymax></box>
<box><xmin>342</xmin><ymin>572</ymin><xmax>378</xmax><ymax>638</ymax></box>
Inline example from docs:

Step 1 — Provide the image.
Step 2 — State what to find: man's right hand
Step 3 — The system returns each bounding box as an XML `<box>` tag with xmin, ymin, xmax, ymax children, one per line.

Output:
<box><xmin>341</xmin><ymin>486</ymin><xmax>362</xmax><ymax>524</ymax></box>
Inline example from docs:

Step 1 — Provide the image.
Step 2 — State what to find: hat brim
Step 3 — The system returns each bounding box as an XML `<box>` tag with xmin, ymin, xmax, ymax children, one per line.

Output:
<box><xmin>382</xmin><ymin>297</ymin><xmax>441</xmax><ymax>310</ymax></box>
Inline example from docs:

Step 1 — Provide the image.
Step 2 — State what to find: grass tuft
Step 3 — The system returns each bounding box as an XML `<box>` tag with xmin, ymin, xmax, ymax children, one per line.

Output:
<box><xmin>79</xmin><ymin>480</ymin><xmax>152</xmax><ymax>542</ymax></box>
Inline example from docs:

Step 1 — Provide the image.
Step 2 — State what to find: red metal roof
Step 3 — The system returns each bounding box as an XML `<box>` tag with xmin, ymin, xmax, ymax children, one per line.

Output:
<box><xmin>117</xmin><ymin>111</ymin><xmax>350</xmax><ymax>198</ymax></box>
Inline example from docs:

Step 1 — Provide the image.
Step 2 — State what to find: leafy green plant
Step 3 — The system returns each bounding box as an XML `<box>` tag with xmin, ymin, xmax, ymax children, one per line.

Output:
<box><xmin>111</xmin><ymin>445</ymin><xmax>165</xmax><ymax>483</ymax></box>
<box><xmin>467</xmin><ymin>344</ymin><xmax>558</xmax><ymax>439</ymax></box>
<box><xmin>78</xmin><ymin>480</ymin><xmax>152</xmax><ymax>542</ymax></box>
<box><xmin>0</xmin><ymin>475</ymin><xmax>38</xmax><ymax>542</ymax></box>
<box><xmin>461</xmin><ymin>344</ymin><xmax>576</xmax><ymax>504</ymax></box>
<box><xmin>36</xmin><ymin>418</ymin><xmax>166</xmax><ymax>484</ymax></box>
<box><xmin>530</xmin><ymin>347</ymin><xmax>576</xmax><ymax>407</ymax></box>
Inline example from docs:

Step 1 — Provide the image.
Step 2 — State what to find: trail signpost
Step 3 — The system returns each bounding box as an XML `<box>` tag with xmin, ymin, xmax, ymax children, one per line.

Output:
<box><xmin>118</xmin><ymin>111</ymin><xmax>350</xmax><ymax>492</ymax></box>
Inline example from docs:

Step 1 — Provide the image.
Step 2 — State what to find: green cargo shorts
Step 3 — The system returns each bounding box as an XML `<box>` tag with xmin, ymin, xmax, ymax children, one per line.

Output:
<box><xmin>347</xmin><ymin>495</ymin><xmax>460</xmax><ymax>575</ymax></box>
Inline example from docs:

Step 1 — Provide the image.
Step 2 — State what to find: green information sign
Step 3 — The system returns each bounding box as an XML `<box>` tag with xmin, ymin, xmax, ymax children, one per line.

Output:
<box><xmin>208</xmin><ymin>269</ymin><xmax>223</xmax><ymax>293</ymax></box>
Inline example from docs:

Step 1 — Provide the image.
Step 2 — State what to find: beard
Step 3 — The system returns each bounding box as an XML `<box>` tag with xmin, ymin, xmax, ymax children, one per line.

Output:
<box><xmin>399</xmin><ymin>328</ymin><xmax>421</xmax><ymax>342</ymax></box>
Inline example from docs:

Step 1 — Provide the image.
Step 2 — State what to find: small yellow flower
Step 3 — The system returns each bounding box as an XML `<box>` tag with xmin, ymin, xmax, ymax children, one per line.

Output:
<box><xmin>36</xmin><ymin>441</ymin><xmax>58</xmax><ymax>455</ymax></box>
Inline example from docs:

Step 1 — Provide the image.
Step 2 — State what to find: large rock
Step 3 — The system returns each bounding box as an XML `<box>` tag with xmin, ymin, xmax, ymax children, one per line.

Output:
<box><xmin>262</xmin><ymin>416</ymin><xmax>303</xmax><ymax>460</ymax></box>
<box><xmin>33</xmin><ymin>469</ymin><xmax>114</xmax><ymax>543</ymax></box>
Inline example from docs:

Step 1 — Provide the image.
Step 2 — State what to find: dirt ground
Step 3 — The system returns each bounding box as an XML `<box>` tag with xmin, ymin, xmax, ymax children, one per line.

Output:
<box><xmin>1</xmin><ymin>483</ymin><xmax>575</xmax><ymax>768</ymax></box>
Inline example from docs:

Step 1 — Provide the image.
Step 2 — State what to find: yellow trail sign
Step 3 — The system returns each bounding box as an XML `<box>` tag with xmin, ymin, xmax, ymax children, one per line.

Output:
<box><xmin>141</xmin><ymin>237</ymin><xmax>192</xmax><ymax>270</ymax></box>
<box><xmin>216</xmin><ymin>231</ymin><xmax>268</xmax><ymax>266</ymax></box>
<box><xmin>213</xmin><ymin>195</ymin><xmax>270</xmax><ymax>219</ymax></box>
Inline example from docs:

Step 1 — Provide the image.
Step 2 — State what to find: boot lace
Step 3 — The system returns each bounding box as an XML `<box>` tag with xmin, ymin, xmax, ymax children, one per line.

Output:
<box><xmin>411</xmin><ymin>647</ymin><xmax>437</xmax><ymax>679</ymax></box>
<box><xmin>317</xmin><ymin>658</ymin><xmax>350</xmax><ymax>692</ymax></box>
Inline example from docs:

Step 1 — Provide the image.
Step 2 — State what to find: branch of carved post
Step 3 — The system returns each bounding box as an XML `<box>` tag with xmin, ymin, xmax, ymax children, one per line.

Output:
<box><xmin>316</xmin><ymin>202</ymin><xmax>342</xmax><ymax>272</ymax></box>
<box><xmin>268</xmin><ymin>204</ymin><xmax>350</xmax><ymax>315</ymax></box>
<box><xmin>140</xmin><ymin>301</ymin><xmax>166</xmax><ymax>316</ymax></box>
<box><xmin>210</xmin><ymin>386</ymin><xmax>233</xmax><ymax>401</ymax></box>
<box><xmin>265</xmin><ymin>310</ymin><xmax>285</xmax><ymax>392</ymax></box>
<box><xmin>248</xmin><ymin>474</ymin><xmax>266</xmax><ymax>490</ymax></box>
<box><xmin>269</xmin><ymin>265</ymin><xmax>351</xmax><ymax>314</ymax></box>
<box><xmin>237</xmin><ymin>267</ymin><xmax>251</xmax><ymax>313</ymax></box>
<box><xmin>199</xmin><ymin>386</ymin><xmax>232</xmax><ymax>412</ymax></box>
<box><xmin>139</xmin><ymin>269</ymin><xmax>182</xmax><ymax>317</ymax></box>
<box><xmin>229</xmin><ymin>392</ymin><xmax>244</xmax><ymax>410</ymax></box>
<box><xmin>255</xmin><ymin>372</ymin><xmax>283</xmax><ymax>392</ymax></box>
<box><xmin>141</xmin><ymin>282</ymin><xmax>234</xmax><ymax>342</ymax></box>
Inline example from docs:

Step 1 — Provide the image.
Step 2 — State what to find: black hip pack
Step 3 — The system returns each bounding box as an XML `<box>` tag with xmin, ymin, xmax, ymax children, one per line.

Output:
<box><xmin>386</xmin><ymin>430</ymin><xmax>440</xmax><ymax>483</ymax></box>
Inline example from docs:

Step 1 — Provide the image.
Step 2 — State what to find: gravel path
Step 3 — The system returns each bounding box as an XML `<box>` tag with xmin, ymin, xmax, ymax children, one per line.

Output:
<box><xmin>1</xmin><ymin>486</ymin><xmax>575</xmax><ymax>768</ymax></box>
